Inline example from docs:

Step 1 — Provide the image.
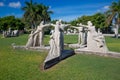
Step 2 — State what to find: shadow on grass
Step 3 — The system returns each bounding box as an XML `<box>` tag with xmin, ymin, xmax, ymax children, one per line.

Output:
<box><xmin>42</xmin><ymin>50</ymin><xmax>75</xmax><ymax>70</ymax></box>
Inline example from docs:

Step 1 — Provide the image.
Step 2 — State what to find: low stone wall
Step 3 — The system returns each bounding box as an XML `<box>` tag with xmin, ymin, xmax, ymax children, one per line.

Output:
<box><xmin>12</xmin><ymin>43</ymin><xmax>120</xmax><ymax>58</ymax></box>
<box><xmin>12</xmin><ymin>44</ymin><xmax>50</xmax><ymax>52</ymax></box>
<box><xmin>75</xmin><ymin>50</ymin><xmax>120</xmax><ymax>58</ymax></box>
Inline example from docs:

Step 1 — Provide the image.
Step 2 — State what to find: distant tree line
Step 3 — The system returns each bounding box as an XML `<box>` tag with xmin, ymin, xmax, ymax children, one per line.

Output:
<box><xmin>0</xmin><ymin>0</ymin><xmax>53</xmax><ymax>34</ymax></box>
<box><xmin>0</xmin><ymin>16</ymin><xmax>24</xmax><ymax>31</ymax></box>
<box><xmin>70</xmin><ymin>0</ymin><xmax>120</xmax><ymax>33</ymax></box>
<box><xmin>0</xmin><ymin>0</ymin><xmax>119</xmax><ymax>34</ymax></box>
<box><xmin>70</xmin><ymin>13</ymin><xmax>110</xmax><ymax>33</ymax></box>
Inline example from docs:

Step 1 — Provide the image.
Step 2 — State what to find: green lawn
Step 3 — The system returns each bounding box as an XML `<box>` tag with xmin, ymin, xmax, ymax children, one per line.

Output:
<box><xmin>0</xmin><ymin>34</ymin><xmax>120</xmax><ymax>80</ymax></box>
<box><xmin>105</xmin><ymin>36</ymin><xmax>120</xmax><ymax>52</ymax></box>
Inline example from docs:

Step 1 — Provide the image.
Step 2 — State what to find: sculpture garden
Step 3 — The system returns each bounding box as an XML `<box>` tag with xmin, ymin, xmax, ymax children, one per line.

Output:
<box><xmin>0</xmin><ymin>0</ymin><xmax>120</xmax><ymax>80</ymax></box>
<box><xmin>0</xmin><ymin>33</ymin><xmax>120</xmax><ymax>80</ymax></box>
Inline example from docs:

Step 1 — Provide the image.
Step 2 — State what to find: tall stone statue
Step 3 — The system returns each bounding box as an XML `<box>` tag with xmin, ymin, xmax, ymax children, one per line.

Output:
<box><xmin>25</xmin><ymin>21</ymin><xmax>50</xmax><ymax>48</ymax></box>
<box><xmin>58</xmin><ymin>20</ymin><xmax>70</xmax><ymax>50</ymax></box>
<box><xmin>113</xmin><ymin>23</ymin><xmax>119</xmax><ymax>38</ymax></box>
<box><xmin>71</xmin><ymin>23</ymin><xmax>87</xmax><ymax>47</ymax></box>
<box><xmin>44</xmin><ymin>20</ymin><xmax>70</xmax><ymax>63</ymax></box>
<box><xmin>78</xmin><ymin>21</ymin><xmax>108</xmax><ymax>52</ymax></box>
<box><xmin>44</xmin><ymin>21</ymin><xmax>61</xmax><ymax>63</ymax></box>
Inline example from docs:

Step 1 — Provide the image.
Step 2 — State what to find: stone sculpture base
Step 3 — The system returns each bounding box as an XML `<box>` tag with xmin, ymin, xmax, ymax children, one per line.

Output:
<box><xmin>43</xmin><ymin>50</ymin><xmax>75</xmax><ymax>69</ymax></box>
<box><xmin>69</xmin><ymin>44</ymin><xmax>87</xmax><ymax>49</ymax></box>
<box><xmin>75</xmin><ymin>48</ymin><xmax>120</xmax><ymax>58</ymax></box>
<box><xmin>12</xmin><ymin>43</ymin><xmax>50</xmax><ymax>52</ymax></box>
<box><xmin>69</xmin><ymin>44</ymin><xmax>80</xmax><ymax>48</ymax></box>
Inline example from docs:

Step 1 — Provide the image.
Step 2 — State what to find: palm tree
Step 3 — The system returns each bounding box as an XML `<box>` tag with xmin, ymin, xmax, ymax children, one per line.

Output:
<box><xmin>41</xmin><ymin>5</ymin><xmax>53</xmax><ymax>23</ymax></box>
<box><xmin>22</xmin><ymin>0</ymin><xmax>36</xmax><ymax>29</ymax></box>
<box><xmin>105</xmin><ymin>0</ymin><xmax>120</xmax><ymax>38</ymax></box>
<box><xmin>22</xmin><ymin>0</ymin><xmax>53</xmax><ymax>29</ymax></box>
<box><xmin>35</xmin><ymin>4</ymin><xmax>53</xmax><ymax>23</ymax></box>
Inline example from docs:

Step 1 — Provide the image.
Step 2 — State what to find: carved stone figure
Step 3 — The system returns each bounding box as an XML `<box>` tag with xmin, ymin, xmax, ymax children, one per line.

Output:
<box><xmin>25</xmin><ymin>21</ymin><xmax>50</xmax><ymax>48</ymax></box>
<box><xmin>26</xmin><ymin>31</ymin><xmax>34</xmax><ymax>48</ymax></box>
<box><xmin>73</xmin><ymin>29</ymin><xmax>77</xmax><ymax>34</ymax></box>
<box><xmin>78</xmin><ymin>21</ymin><xmax>108</xmax><ymax>52</ymax></box>
<box><xmin>2</xmin><ymin>31</ymin><xmax>6</xmax><ymax>38</ymax></box>
<box><xmin>71</xmin><ymin>24</ymin><xmax>87</xmax><ymax>47</ymax></box>
<box><xmin>44</xmin><ymin>20</ymin><xmax>70</xmax><ymax>63</ymax></box>
<box><xmin>12</xmin><ymin>30</ymin><xmax>19</xmax><ymax>36</ymax></box>
<box><xmin>44</xmin><ymin>21</ymin><xmax>61</xmax><ymax>63</ymax></box>
<box><xmin>113</xmin><ymin>24</ymin><xmax>119</xmax><ymax>38</ymax></box>
<box><xmin>58</xmin><ymin>20</ymin><xmax>70</xmax><ymax>50</ymax></box>
<box><xmin>67</xmin><ymin>28</ymin><xmax>71</xmax><ymax>34</ymax></box>
<box><xmin>2</xmin><ymin>29</ymin><xmax>19</xmax><ymax>38</ymax></box>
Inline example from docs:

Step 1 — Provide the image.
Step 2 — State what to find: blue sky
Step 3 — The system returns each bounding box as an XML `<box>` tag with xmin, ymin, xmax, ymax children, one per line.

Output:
<box><xmin>0</xmin><ymin>0</ymin><xmax>118</xmax><ymax>21</ymax></box>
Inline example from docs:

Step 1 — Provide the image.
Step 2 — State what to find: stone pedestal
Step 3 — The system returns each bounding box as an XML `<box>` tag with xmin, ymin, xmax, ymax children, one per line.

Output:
<box><xmin>75</xmin><ymin>48</ymin><xmax>108</xmax><ymax>54</ymax></box>
<box><xmin>69</xmin><ymin>44</ymin><xmax>87</xmax><ymax>48</ymax></box>
<box><xmin>75</xmin><ymin>49</ymin><xmax>120</xmax><ymax>58</ymax></box>
<box><xmin>69</xmin><ymin>44</ymin><xmax>81</xmax><ymax>48</ymax></box>
<box><xmin>79</xmin><ymin>46</ymin><xmax>108</xmax><ymax>52</ymax></box>
<box><xmin>12</xmin><ymin>43</ymin><xmax>50</xmax><ymax>52</ymax></box>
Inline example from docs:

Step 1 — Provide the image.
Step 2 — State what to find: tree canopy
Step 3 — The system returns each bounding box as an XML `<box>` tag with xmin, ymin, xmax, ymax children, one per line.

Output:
<box><xmin>0</xmin><ymin>16</ymin><xmax>24</xmax><ymax>31</ymax></box>
<box><xmin>70</xmin><ymin>13</ymin><xmax>106</xmax><ymax>30</ymax></box>
<box><xmin>22</xmin><ymin>0</ymin><xmax>53</xmax><ymax>29</ymax></box>
<box><xmin>105</xmin><ymin>0</ymin><xmax>120</xmax><ymax>27</ymax></box>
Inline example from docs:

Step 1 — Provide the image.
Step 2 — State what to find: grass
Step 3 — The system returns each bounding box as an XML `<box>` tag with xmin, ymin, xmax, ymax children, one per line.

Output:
<box><xmin>0</xmin><ymin>34</ymin><xmax>120</xmax><ymax>80</ymax></box>
<box><xmin>105</xmin><ymin>36</ymin><xmax>120</xmax><ymax>52</ymax></box>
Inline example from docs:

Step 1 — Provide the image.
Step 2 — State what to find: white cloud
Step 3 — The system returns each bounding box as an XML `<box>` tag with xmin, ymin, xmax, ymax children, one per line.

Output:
<box><xmin>0</xmin><ymin>2</ymin><xmax>4</xmax><ymax>6</ymax></box>
<box><xmin>8</xmin><ymin>1</ymin><xmax>21</xmax><ymax>8</ymax></box>
<box><xmin>97</xmin><ymin>5</ymin><xmax>109</xmax><ymax>13</ymax></box>
<box><xmin>103</xmin><ymin>5</ymin><xmax>109</xmax><ymax>9</ymax></box>
<box><xmin>49</xmin><ymin>6</ymin><xmax>51</xmax><ymax>9</ymax></box>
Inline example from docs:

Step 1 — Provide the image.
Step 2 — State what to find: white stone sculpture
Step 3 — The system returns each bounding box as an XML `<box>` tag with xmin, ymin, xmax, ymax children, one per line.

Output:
<box><xmin>77</xmin><ymin>21</ymin><xmax>108</xmax><ymax>53</ymax></box>
<box><xmin>73</xmin><ymin>29</ymin><xmax>77</xmax><ymax>34</ymax></box>
<box><xmin>113</xmin><ymin>24</ymin><xmax>119</xmax><ymax>38</ymax></box>
<box><xmin>67</xmin><ymin>28</ymin><xmax>71</xmax><ymax>34</ymax></box>
<box><xmin>26</xmin><ymin>31</ymin><xmax>34</xmax><ymax>48</ymax></box>
<box><xmin>2</xmin><ymin>31</ymin><xmax>6</xmax><ymax>38</ymax></box>
<box><xmin>2</xmin><ymin>29</ymin><xmax>19</xmax><ymax>38</ymax></box>
<box><xmin>8</xmin><ymin>28</ymin><xmax>12</xmax><ymax>36</ymax></box>
<box><xmin>58</xmin><ymin>20</ymin><xmax>70</xmax><ymax>50</ymax></box>
<box><xmin>96</xmin><ymin>29</ymin><xmax>106</xmax><ymax>48</ymax></box>
<box><xmin>44</xmin><ymin>21</ymin><xmax>61</xmax><ymax>63</ymax></box>
<box><xmin>50</xmin><ymin>29</ymin><xmax>54</xmax><ymax>35</ymax></box>
<box><xmin>71</xmin><ymin>24</ymin><xmax>87</xmax><ymax>47</ymax></box>
<box><xmin>44</xmin><ymin>20</ymin><xmax>70</xmax><ymax>63</ymax></box>
<box><xmin>25</xmin><ymin>21</ymin><xmax>50</xmax><ymax>48</ymax></box>
<box><xmin>12</xmin><ymin>30</ymin><xmax>19</xmax><ymax>36</ymax></box>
